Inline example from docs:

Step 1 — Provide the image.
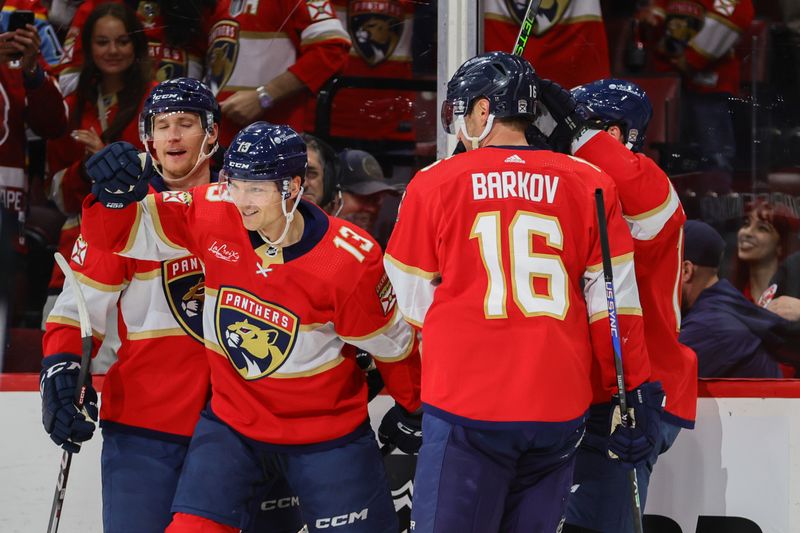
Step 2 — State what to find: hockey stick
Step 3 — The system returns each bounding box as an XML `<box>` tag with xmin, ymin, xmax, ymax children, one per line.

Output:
<box><xmin>47</xmin><ymin>253</ymin><xmax>93</xmax><ymax>533</ymax></box>
<box><xmin>594</xmin><ymin>190</ymin><xmax>644</xmax><ymax>533</ymax></box>
<box><xmin>512</xmin><ymin>0</ymin><xmax>543</xmax><ymax>56</ymax></box>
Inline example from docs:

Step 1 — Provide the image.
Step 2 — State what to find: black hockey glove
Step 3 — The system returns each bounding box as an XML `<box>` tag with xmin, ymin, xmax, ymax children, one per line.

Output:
<box><xmin>355</xmin><ymin>350</ymin><xmax>384</xmax><ymax>402</ymax></box>
<box><xmin>87</xmin><ymin>141</ymin><xmax>151</xmax><ymax>209</ymax></box>
<box><xmin>378</xmin><ymin>403</ymin><xmax>422</xmax><ymax>455</ymax></box>
<box><xmin>533</xmin><ymin>78</ymin><xmax>597</xmax><ymax>154</ymax></box>
<box><xmin>40</xmin><ymin>354</ymin><xmax>99</xmax><ymax>453</ymax></box>
<box><xmin>607</xmin><ymin>381</ymin><xmax>665</xmax><ymax>468</ymax></box>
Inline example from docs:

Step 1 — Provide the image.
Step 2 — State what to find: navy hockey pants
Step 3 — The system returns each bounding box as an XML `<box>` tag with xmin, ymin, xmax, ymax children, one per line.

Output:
<box><xmin>410</xmin><ymin>412</ymin><xmax>586</xmax><ymax>533</ymax></box>
<box><xmin>170</xmin><ymin>410</ymin><xmax>398</xmax><ymax>532</ymax></box>
<box><xmin>565</xmin><ymin>419</ymin><xmax>682</xmax><ymax>533</ymax></box>
<box><xmin>101</xmin><ymin>428</ymin><xmax>301</xmax><ymax>533</ymax></box>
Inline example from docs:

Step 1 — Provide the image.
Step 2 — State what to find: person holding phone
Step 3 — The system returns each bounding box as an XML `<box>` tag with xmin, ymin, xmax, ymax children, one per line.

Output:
<box><xmin>1</xmin><ymin>1</ymin><xmax>64</xmax><ymax>65</ymax></box>
<box><xmin>0</xmin><ymin>0</ymin><xmax>67</xmax><ymax>327</ymax></box>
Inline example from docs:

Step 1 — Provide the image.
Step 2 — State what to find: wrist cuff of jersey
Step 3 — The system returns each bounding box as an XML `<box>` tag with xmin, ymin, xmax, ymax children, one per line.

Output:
<box><xmin>42</xmin><ymin>353</ymin><xmax>82</xmax><ymax>370</ymax></box>
<box><xmin>571</xmin><ymin>128</ymin><xmax>601</xmax><ymax>154</ymax></box>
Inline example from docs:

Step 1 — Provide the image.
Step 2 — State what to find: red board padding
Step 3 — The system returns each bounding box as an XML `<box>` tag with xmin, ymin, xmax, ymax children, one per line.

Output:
<box><xmin>2</xmin><ymin>374</ymin><xmax>799</xmax><ymax>398</ymax></box>
<box><xmin>0</xmin><ymin>373</ymin><xmax>106</xmax><ymax>392</ymax></box>
<box><xmin>698</xmin><ymin>378</ymin><xmax>800</xmax><ymax>398</ymax></box>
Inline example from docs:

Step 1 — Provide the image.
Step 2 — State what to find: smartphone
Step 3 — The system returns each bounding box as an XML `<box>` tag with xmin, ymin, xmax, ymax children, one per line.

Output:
<box><xmin>6</xmin><ymin>10</ymin><xmax>34</xmax><ymax>61</ymax></box>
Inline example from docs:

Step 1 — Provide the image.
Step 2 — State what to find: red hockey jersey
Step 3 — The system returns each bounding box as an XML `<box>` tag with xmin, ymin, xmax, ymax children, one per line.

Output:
<box><xmin>0</xmin><ymin>62</ymin><xmax>67</xmax><ymax>246</ymax></box>
<box><xmin>385</xmin><ymin>146</ymin><xmax>650</xmax><ymax>425</ymax></box>
<box><xmin>484</xmin><ymin>0</ymin><xmax>610</xmax><ymax>90</ymax></box>
<box><xmin>46</xmin><ymin>86</ymin><xmax>152</xmax><ymax>292</ymax></box>
<box><xmin>652</xmin><ymin>0</ymin><xmax>754</xmax><ymax>95</ymax></box>
<box><xmin>81</xmin><ymin>193</ymin><xmax>421</xmax><ymax>445</ymax></box>
<box><xmin>43</xmin><ymin>186</ymin><xmax>209</xmax><ymax>439</ymax></box>
<box><xmin>54</xmin><ymin>0</ymin><xmax>208</xmax><ymax>97</ymax></box>
<box><xmin>204</xmin><ymin>0</ymin><xmax>351</xmax><ymax>146</ymax></box>
<box><xmin>329</xmin><ymin>0</ymin><xmax>415</xmax><ymax>141</ymax></box>
<box><xmin>573</xmin><ymin>130</ymin><xmax>697</xmax><ymax>426</ymax></box>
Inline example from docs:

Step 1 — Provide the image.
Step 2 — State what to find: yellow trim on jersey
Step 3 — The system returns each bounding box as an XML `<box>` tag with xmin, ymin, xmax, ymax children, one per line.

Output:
<box><xmin>626</xmin><ymin>189</ymin><xmax>673</xmax><ymax>221</ymax></box>
<box><xmin>206</xmin><ymin>287</ymin><xmax>219</xmax><ymax>298</ymax></box>
<box><xmin>47</xmin><ymin>315</ymin><xmax>105</xmax><ymax>341</ymax></box>
<box><xmin>239</xmin><ymin>31</ymin><xmax>289</xmax><ymax>40</ymax></box>
<box><xmin>127</xmin><ymin>327</ymin><xmax>187</xmax><ymax>340</ymax></box>
<box><xmin>561</xmin><ymin>15</ymin><xmax>602</xmax><ymax>25</ymax></box>
<box><xmin>372</xmin><ymin>332</ymin><xmax>415</xmax><ymax>363</ymax></box>
<box><xmin>299</xmin><ymin>322</ymin><xmax>325</xmax><ymax>332</ymax></box>
<box><xmin>121</xmin><ymin>203</ymin><xmax>143</xmax><ymax>255</ymax></box>
<box><xmin>205</xmin><ymin>340</ymin><xmax>226</xmax><ymax>356</ymax></box>
<box><xmin>147</xmin><ymin>194</ymin><xmax>184</xmax><ymax>250</ymax></box>
<box><xmin>63</xmin><ymin>218</ymin><xmax>80</xmax><ymax>230</ymax></box>
<box><xmin>384</xmin><ymin>253</ymin><xmax>440</xmax><ymax>281</ymax></box>
<box><xmin>301</xmin><ymin>33</ymin><xmax>352</xmax><ymax>46</ymax></box>
<box><xmin>402</xmin><ymin>315</ymin><xmax>423</xmax><ymax>329</ymax></box>
<box><xmin>585</xmin><ymin>252</ymin><xmax>635</xmax><ymax>273</ymax></box>
<box><xmin>588</xmin><ymin>307</ymin><xmax>643</xmax><ymax>323</ymax></box>
<box><xmin>74</xmin><ymin>272</ymin><xmax>127</xmax><ymax>292</ymax></box>
<box><xmin>270</xmin><ymin>356</ymin><xmax>345</xmax><ymax>379</ymax></box>
<box><xmin>133</xmin><ymin>269</ymin><xmax>161</xmax><ymax>280</ymax></box>
<box><xmin>339</xmin><ymin>307</ymin><xmax>399</xmax><ymax>342</ymax></box>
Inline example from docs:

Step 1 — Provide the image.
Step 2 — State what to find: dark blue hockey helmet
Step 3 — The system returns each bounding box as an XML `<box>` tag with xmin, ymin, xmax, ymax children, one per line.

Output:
<box><xmin>571</xmin><ymin>79</ymin><xmax>653</xmax><ymax>152</ymax></box>
<box><xmin>139</xmin><ymin>78</ymin><xmax>220</xmax><ymax>143</ymax></box>
<box><xmin>441</xmin><ymin>51</ymin><xmax>538</xmax><ymax>135</ymax></box>
<box><xmin>223</xmin><ymin>122</ymin><xmax>307</xmax><ymax>189</ymax></box>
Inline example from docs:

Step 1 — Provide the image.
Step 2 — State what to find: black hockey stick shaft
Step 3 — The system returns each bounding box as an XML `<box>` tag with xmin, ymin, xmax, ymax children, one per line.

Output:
<box><xmin>513</xmin><ymin>0</ymin><xmax>543</xmax><ymax>56</ymax></box>
<box><xmin>47</xmin><ymin>253</ymin><xmax>93</xmax><ymax>533</ymax></box>
<box><xmin>594</xmin><ymin>189</ymin><xmax>644</xmax><ymax>533</ymax></box>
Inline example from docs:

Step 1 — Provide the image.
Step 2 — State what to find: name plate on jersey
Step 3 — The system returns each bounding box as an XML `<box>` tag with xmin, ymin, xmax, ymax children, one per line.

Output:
<box><xmin>162</xmin><ymin>256</ymin><xmax>206</xmax><ymax>344</ymax></box>
<box><xmin>215</xmin><ymin>287</ymin><xmax>300</xmax><ymax>380</ymax></box>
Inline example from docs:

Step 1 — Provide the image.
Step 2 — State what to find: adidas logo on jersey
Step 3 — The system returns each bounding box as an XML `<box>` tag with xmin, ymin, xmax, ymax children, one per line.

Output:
<box><xmin>504</xmin><ymin>154</ymin><xmax>525</xmax><ymax>164</ymax></box>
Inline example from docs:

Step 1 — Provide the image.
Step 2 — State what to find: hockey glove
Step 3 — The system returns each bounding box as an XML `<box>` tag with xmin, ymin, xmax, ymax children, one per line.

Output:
<box><xmin>607</xmin><ymin>381</ymin><xmax>665</xmax><ymax>468</ymax></box>
<box><xmin>355</xmin><ymin>350</ymin><xmax>384</xmax><ymax>402</ymax></box>
<box><xmin>40</xmin><ymin>354</ymin><xmax>99</xmax><ymax>453</ymax></box>
<box><xmin>533</xmin><ymin>78</ymin><xmax>597</xmax><ymax>154</ymax></box>
<box><xmin>378</xmin><ymin>403</ymin><xmax>422</xmax><ymax>455</ymax></box>
<box><xmin>87</xmin><ymin>141</ymin><xmax>151</xmax><ymax>209</ymax></box>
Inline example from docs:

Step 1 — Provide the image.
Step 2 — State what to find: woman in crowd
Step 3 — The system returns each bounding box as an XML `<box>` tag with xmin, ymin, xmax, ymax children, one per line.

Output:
<box><xmin>732</xmin><ymin>200</ymin><xmax>799</xmax><ymax>306</ymax></box>
<box><xmin>43</xmin><ymin>2</ymin><xmax>154</xmax><ymax>319</ymax></box>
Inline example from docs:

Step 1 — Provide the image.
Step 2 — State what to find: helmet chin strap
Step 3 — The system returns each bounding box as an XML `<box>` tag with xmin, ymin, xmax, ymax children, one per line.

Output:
<box><xmin>258</xmin><ymin>185</ymin><xmax>305</xmax><ymax>248</ymax></box>
<box><xmin>455</xmin><ymin>114</ymin><xmax>495</xmax><ymax>150</ymax></box>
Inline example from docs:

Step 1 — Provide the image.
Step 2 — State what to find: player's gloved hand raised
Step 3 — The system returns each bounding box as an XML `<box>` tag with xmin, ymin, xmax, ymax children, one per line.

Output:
<box><xmin>533</xmin><ymin>78</ymin><xmax>595</xmax><ymax>153</ymax></box>
<box><xmin>355</xmin><ymin>350</ymin><xmax>384</xmax><ymax>402</ymax></box>
<box><xmin>40</xmin><ymin>354</ymin><xmax>99</xmax><ymax>453</ymax></box>
<box><xmin>378</xmin><ymin>403</ymin><xmax>422</xmax><ymax>455</ymax></box>
<box><xmin>87</xmin><ymin>141</ymin><xmax>151</xmax><ymax>209</ymax></box>
<box><xmin>607</xmin><ymin>381</ymin><xmax>665</xmax><ymax>468</ymax></box>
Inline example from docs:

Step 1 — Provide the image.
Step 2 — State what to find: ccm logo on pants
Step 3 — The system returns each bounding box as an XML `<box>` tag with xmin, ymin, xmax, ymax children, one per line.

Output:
<box><xmin>315</xmin><ymin>509</ymin><xmax>368</xmax><ymax>528</ymax></box>
<box><xmin>261</xmin><ymin>497</ymin><xmax>301</xmax><ymax>511</ymax></box>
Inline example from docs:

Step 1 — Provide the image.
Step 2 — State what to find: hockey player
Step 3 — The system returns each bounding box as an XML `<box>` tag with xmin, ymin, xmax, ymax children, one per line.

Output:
<box><xmin>40</xmin><ymin>78</ymin><xmax>301</xmax><ymax>533</ymax></box>
<box><xmin>534</xmin><ymin>78</ymin><xmax>697</xmax><ymax>532</ymax></box>
<box><xmin>80</xmin><ymin>121</ymin><xmax>422</xmax><ymax>532</ymax></box>
<box><xmin>384</xmin><ymin>51</ymin><xmax>662</xmax><ymax>532</ymax></box>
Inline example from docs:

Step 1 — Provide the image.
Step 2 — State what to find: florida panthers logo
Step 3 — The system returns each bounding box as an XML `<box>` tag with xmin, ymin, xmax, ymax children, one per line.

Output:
<box><xmin>505</xmin><ymin>0</ymin><xmax>571</xmax><ymax>36</ymax></box>
<box><xmin>162</xmin><ymin>256</ymin><xmax>205</xmax><ymax>343</ymax></box>
<box><xmin>216</xmin><ymin>287</ymin><xmax>299</xmax><ymax>380</ymax></box>
<box><xmin>205</xmin><ymin>20</ymin><xmax>240</xmax><ymax>95</ymax></box>
<box><xmin>348</xmin><ymin>0</ymin><xmax>405</xmax><ymax>66</ymax></box>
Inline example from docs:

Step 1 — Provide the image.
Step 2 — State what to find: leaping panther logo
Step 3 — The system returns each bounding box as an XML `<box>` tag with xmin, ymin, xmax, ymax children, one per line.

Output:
<box><xmin>216</xmin><ymin>287</ymin><xmax>299</xmax><ymax>380</ymax></box>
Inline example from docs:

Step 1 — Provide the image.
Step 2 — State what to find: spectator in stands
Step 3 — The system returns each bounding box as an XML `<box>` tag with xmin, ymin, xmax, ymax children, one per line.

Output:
<box><xmin>484</xmin><ymin>0</ymin><xmax>610</xmax><ymax>89</ymax></box>
<box><xmin>43</xmin><ymin>2</ymin><xmax>154</xmax><ymax>321</ymax></box>
<box><xmin>204</xmin><ymin>0</ymin><xmax>351</xmax><ymax>146</ymax></box>
<box><xmin>334</xmin><ymin>148</ymin><xmax>398</xmax><ymax>238</ymax></box>
<box><xmin>0</xmin><ymin>6</ymin><xmax>67</xmax><ymax>329</ymax></box>
<box><xmin>731</xmin><ymin>200</ymin><xmax>799</xmax><ymax>305</ymax></box>
<box><xmin>55</xmin><ymin>0</ymin><xmax>213</xmax><ymax>96</ymax></box>
<box><xmin>1</xmin><ymin>0</ymin><xmax>64</xmax><ymax>65</ymax></box>
<box><xmin>641</xmin><ymin>0</ymin><xmax>754</xmax><ymax>191</ymax></box>
<box><xmin>300</xmin><ymin>132</ymin><xmax>339</xmax><ymax>212</ymax></box>
<box><xmin>679</xmin><ymin>220</ymin><xmax>799</xmax><ymax>378</ymax></box>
